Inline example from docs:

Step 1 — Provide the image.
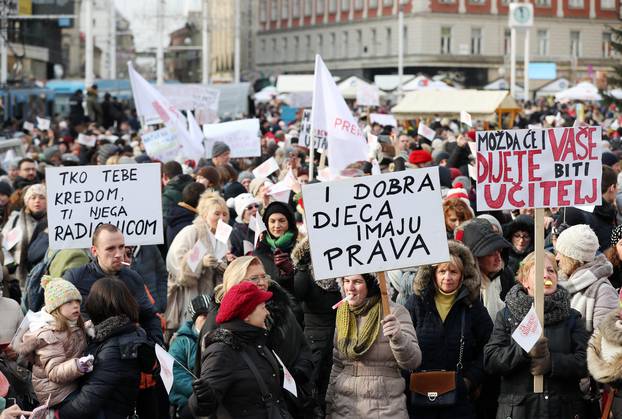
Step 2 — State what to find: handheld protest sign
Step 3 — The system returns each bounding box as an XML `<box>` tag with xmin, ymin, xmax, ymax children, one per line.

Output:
<box><xmin>475</xmin><ymin>126</ymin><xmax>602</xmax><ymax>212</ymax></box>
<box><xmin>46</xmin><ymin>163</ymin><xmax>163</xmax><ymax>249</ymax></box>
<box><xmin>302</xmin><ymin>167</ymin><xmax>449</xmax><ymax>296</ymax></box>
<box><xmin>533</xmin><ymin>208</ymin><xmax>545</xmax><ymax>393</ymax></box>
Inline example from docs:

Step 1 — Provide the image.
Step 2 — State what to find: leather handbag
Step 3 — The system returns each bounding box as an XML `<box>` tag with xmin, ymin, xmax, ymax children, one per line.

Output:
<box><xmin>410</xmin><ymin>309</ymin><xmax>465</xmax><ymax>407</ymax></box>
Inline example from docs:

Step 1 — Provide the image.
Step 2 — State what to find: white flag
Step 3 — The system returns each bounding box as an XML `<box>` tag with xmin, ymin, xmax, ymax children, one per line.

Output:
<box><xmin>511</xmin><ymin>305</ymin><xmax>543</xmax><ymax>353</ymax></box>
<box><xmin>311</xmin><ymin>55</ymin><xmax>368</xmax><ymax>175</ymax></box>
<box><xmin>155</xmin><ymin>344</ymin><xmax>175</xmax><ymax>394</ymax></box>
<box><xmin>187</xmin><ymin>110</ymin><xmax>206</xmax><ymax>153</ymax></box>
<box><xmin>417</xmin><ymin>122</ymin><xmax>436</xmax><ymax>141</ymax></box>
<box><xmin>128</xmin><ymin>62</ymin><xmax>204</xmax><ymax>161</ymax></box>
<box><xmin>460</xmin><ymin>110</ymin><xmax>472</xmax><ymax>127</ymax></box>
<box><xmin>36</xmin><ymin>117</ymin><xmax>50</xmax><ymax>131</ymax></box>
<box><xmin>250</xmin><ymin>215</ymin><xmax>267</xmax><ymax>248</ymax></box>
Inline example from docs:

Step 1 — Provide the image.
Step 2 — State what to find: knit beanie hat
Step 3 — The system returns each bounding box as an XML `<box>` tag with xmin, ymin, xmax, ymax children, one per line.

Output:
<box><xmin>43</xmin><ymin>146</ymin><xmax>60</xmax><ymax>163</ymax></box>
<box><xmin>228</xmin><ymin>193</ymin><xmax>260</xmax><ymax>223</ymax></box>
<box><xmin>249</xmin><ymin>177</ymin><xmax>269</xmax><ymax>197</ymax></box>
<box><xmin>408</xmin><ymin>149</ymin><xmax>432</xmax><ymax>165</ymax></box>
<box><xmin>262</xmin><ymin>201</ymin><xmax>298</xmax><ymax>238</ymax></box>
<box><xmin>187</xmin><ymin>294</ymin><xmax>212</xmax><ymax>322</ymax></box>
<box><xmin>212</xmin><ymin>141</ymin><xmax>230</xmax><ymax>158</ymax></box>
<box><xmin>612</xmin><ymin>225</ymin><xmax>622</xmax><ymax>248</ymax></box>
<box><xmin>41</xmin><ymin>275</ymin><xmax>82</xmax><ymax>313</ymax></box>
<box><xmin>555</xmin><ymin>224</ymin><xmax>599</xmax><ymax>262</ymax></box>
<box><xmin>97</xmin><ymin>143</ymin><xmax>119</xmax><ymax>165</ymax></box>
<box><xmin>23</xmin><ymin>183</ymin><xmax>46</xmax><ymax>204</ymax></box>
<box><xmin>216</xmin><ymin>282</ymin><xmax>272</xmax><ymax>324</ymax></box>
<box><xmin>0</xmin><ymin>181</ymin><xmax>13</xmax><ymax>197</ymax></box>
<box><xmin>238</xmin><ymin>171</ymin><xmax>254</xmax><ymax>184</ymax></box>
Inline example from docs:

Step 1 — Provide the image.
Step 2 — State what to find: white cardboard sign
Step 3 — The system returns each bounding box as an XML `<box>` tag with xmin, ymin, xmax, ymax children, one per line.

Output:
<box><xmin>476</xmin><ymin>126</ymin><xmax>602</xmax><ymax>211</ymax></box>
<box><xmin>511</xmin><ymin>305</ymin><xmax>543</xmax><ymax>353</ymax></box>
<box><xmin>302</xmin><ymin>167</ymin><xmax>449</xmax><ymax>280</ymax></box>
<box><xmin>187</xmin><ymin>240</ymin><xmax>208</xmax><ymax>274</ymax></box>
<box><xmin>36</xmin><ymin>117</ymin><xmax>50</xmax><ymax>131</ymax></box>
<box><xmin>418</xmin><ymin>122</ymin><xmax>436</xmax><ymax>141</ymax></box>
<box><xmin>203</xmin><ymin>119</ymin><xmax>261</xmax><ymax>158</ymax></box>
<box><xmin>370</xmin><ymin>113</ymin><xmax>397</xmax><ymax>127</ymax></box>
<box><xmin>46</xmin><ymin>163</ymin><xmax>164</xmax><ymax>249</ymax></box>
<box><xmin>142</xmin><ymin>126</ymin><xmax>182</xmax><ymax>162</ymax></box>
<box><xmin>356</xmin><ymin>84</ymin><xmax>380</xmax><ymax>107</ymax></box>
<box><xmin>252</xmin><ymin>157</ymin><xmax>279</xmax><ymax>179</ymax></box>
<box><xmin>77</xmin><ymin>133</ymin><xmax>97</xmax><ymax>148</ymax></box>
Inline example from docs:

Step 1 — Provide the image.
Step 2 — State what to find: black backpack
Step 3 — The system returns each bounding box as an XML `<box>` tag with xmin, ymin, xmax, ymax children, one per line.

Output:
<box><xmin>22</xmin><ymin>249</ymin><xmax>59</xmax><ymax>313</ymax></box>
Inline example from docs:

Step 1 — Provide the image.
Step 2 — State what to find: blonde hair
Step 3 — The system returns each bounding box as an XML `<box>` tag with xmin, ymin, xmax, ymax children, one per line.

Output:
<box><xmin>435</xmin><ymin>254</ymin><xmax>464</xmax><ymax>277</ymax></box>
<box><xmin>196</xmin><ymin>191</ymin><xmax>228</xmax><ymax>220</ymax></box>
<box><xmin>215</xmin><ymin>256</ymin><xmax>263</xmax><ymax>302</ymax></box>
<box><xmin>517</xmin><ymin>251</ymin><xmax>558</xmax><ymax>284</ymax></box>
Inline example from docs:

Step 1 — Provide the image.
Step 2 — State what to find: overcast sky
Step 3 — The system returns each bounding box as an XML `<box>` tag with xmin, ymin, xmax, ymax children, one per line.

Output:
<box><xmin>115</xmin><ymin>0</ymin><xmax>201</xmax><ymax>51</ymax></box>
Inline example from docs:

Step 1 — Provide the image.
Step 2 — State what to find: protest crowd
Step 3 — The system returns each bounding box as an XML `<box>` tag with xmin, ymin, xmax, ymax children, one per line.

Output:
<box><xmin>0</xmin><ymin>61</ymin><xmax>619</xmax><ymax>419</ymax></box>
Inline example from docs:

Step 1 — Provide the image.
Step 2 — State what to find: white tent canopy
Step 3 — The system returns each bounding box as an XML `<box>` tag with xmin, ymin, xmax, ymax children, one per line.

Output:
<box><xmin>402</xmin><ymin>75</ymin><xmax>454</xmax><ymax>91</ymax></box>
<box><xmin>555</xmin><ymin>81</ymin><xmax>602</xmax><ymax>102</ymax></box>
<box><xmin>374</xmin><ymin>74</ymin><xmax>414</xmax><ymax>92</ymax></box>
<box><xmin>535</xmin><ymin>78</ymin><xmax>570</xmax><ymax>98</ymax></box>
<box><xmin>391</xmin><ymin>89</ymin><xmax>520</xmax><ymax>119</ymax></box>
<box><xmin>338</xmin><ymin>76</ymin><xmax>375</xmax><ymax>99</ymax></box>
<box><xmin>483</xmin><ymin>78</ymin><xmax>525</xmax><ymax>100</ymax></box>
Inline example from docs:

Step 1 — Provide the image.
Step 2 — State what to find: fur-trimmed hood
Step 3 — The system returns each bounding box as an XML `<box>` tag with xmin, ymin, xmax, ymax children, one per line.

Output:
<box><xmin>291</xmin><ymin>235</ymin><xmax>310</xmax><ymax>267</ymax></box>
<box><xmin>588</xmin><ymin>310</ymin><xmax>622</xmax><ymax>384</ymax></box>
<box><xmin>413</xmin><ymin>240</ymin><xmax>481</xmax><ymax>303</ymax></box>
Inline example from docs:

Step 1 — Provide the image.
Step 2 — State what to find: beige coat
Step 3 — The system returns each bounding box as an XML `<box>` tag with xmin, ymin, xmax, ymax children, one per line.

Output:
<box><xmin>17</xmin><ymin>312</ymin><xmax>87</xmax><ymax>406</ymax></box>
<box><xmin>165</xmin><ymin>218</ymin><xmax>229</xmax><ymax>332</ymax></box>
<box><xmin>326</xmin><ymin>301</ymin><xmax>421</xmax><ymax>419</ymax></box>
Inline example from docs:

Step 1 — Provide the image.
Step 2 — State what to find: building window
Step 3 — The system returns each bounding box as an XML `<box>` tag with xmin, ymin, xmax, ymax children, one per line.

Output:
<box><xmin>271</xmin><ymin>0</ymin><xmax>278</xmax><ymax>20</ymax></box>
<box><xmin>383</xmin><ymin>0</ymin><xmax>394</xmax><ymax>6</ymax></box>
<box><xmin>305</xmin><ymin>0</ymin><xmax>312</xmax><ymax>15</ymax></box>
<box><xmin>318</xmin><ymin>34</ymin><xmax>324</xmax><ymax>56</ymax></box>
<box><xmin>343</xmin><ymin>31</ymin><xmax>349</xmax><ymax>57</ymax></box>
<box><xmin>501</xmin><ymin>0</ymin><xmax>510</xmax><ymax>5</ymax></box>
<box><xmin>292</xmin><ymin>0</ymin><xmax>300</xmax><ymax>16</ymax></box>
<box><xmin>601</xmin><ymin>0</ymin><xmax>616</xmax><ymax>8</ymax></box>
<box><xmin>535</xmin><ymin>0</ymin><xmax>551</xmax><ymax>6</ymax></box>
<box><xmin>504</xmin><ymin>29</ymin><xmax>510</xmax><ymax>55</ymax></box>
<box><xmin>441</xmin><ymin>26</ymin><xmax>451</xmax><ymax>54</ymax></box>
<box><xmin>294</xmin><ymin>35</ymin><xmax>300</xmax><ymax>60</ymax></box>
<box><xmin>537</xmin><ymin>29</ymin><xmax>548</xmax><ymax>56</ymax></box>
<box><xmin>603</xmin><ymin>32</ymin><xmax>613</xmax><ymax>58</ymax></box>
<box><xmin>568</xmin><ymin>0</ymin><xmax>584</xmax><ymax>7</ymax></box>
<box><xmin>356</xmin><ymin>29</ymin><xmax>363</xmax><ymax>55</ymax></box>
<box><xmin>260</xmin><ymin>0</ymin><xmax>267</xmax><ymax>22</ymax></box>
<box><xmin>342</xmin><ymin>0</ymin><xmax>350</xmax><ymax>11</ymax></box>
<box><xmin>272</xmin><ymin>38</ymin><xmax>278</xmax><ymax>61</ymax></box>
<box><xmin>329</xmin><ymin>0</ymin><xmax>337</xmax><ymax>12</ymax></box>
<box><xmin>386</xmin><ymin>27</ymin><xmax>392</xmax><ymax>55</ymax></box>
<box><xmin>370</xmin><ymin>28</ymin><xmax>377</xmax><ymax>55</ymax></box>
<box><xmin>570</xmin><ymin>31</ymin><xmax>581</xmax><ymax>56</ymax></box>
<box><xmin>261</xmin><ymin>39</ymin><xmax>267</xmax><ymax>56</ymax></box>
<box><xmin>305</xmin><ymin>34</ymin><xmax>312</xmax><ymax>59</ymax></box>
<box><xmin>282</xmin><ymin>0</ymin><xmax>289</xmax><ymax>18</ymax></box>
<box><xmin>329</xmin><ymin>33</ymin><xmax>336</xmax><ymax>57</ymax></box>
<box><xmin>470</xmin><ymin>27</ymin><xmax>482</xmax><ymax>54</ymax></box>
<box><xmin>370</xmin><ymin>0</ymin><xmax>378</xmax><ymax>7</ymax></box>
<box><xmin>282</xmin><ymin>38</ymin><xmax>288</xmax><ymax>60</ymax></box>
<box><xmin>469</xmin><ymin>0</ymin><xmax>485</xmax><ymax>4</ymax></box>
<box><xmin>439</xmin><ymin>0</ymin><xmax>455</xmax><ymax>4</ymax></box>
<box><xmin>317</xmin><ymin>0</ymin><xmax>325</xmax><ymax>14</ymax></box>
<box><xmin>355</xmin><ymin>0</ymin><xmax>364</xmax><ymax>9</ymax></box>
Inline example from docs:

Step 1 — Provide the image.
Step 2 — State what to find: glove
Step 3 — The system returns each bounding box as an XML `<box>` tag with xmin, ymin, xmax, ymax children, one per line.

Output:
<box><xmin>381</xmin><ymin>314</ymin><xmax>401</xmax><ymax>339</ymax></box>
<box><xmin>528</xmin><ymin>337</ymin><xmax>549</xmax><ymax>358</ymax></box>
<box><xmin>273</xmin><ymin>250</ymin><xmax>294</xmax><ymax>275</ymax></box>
<box><xmin>202</xmin><ymin>255</ymin><xmax>218</xmax><ymax>268</ymax></box>
<box><xmin>76</xmin><ymin>354</ymin><xmax>94</xmax><ymax>373</ymax></box>
<box><xmin>530</xmin><ymin>353</ymin><xmax>551</xmax><ymax>376</ymax></box>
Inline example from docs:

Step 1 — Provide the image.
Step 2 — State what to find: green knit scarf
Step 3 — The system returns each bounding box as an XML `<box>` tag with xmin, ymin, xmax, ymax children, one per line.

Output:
<box><xmin>264</xmin><ymin>230</ymin><xmax>295</xmax><ymax>252</ymax></box>
<box><xmin>336</xmin><ymin>296</ymin><xmax>381</xmax><ymax>361</ymax></box>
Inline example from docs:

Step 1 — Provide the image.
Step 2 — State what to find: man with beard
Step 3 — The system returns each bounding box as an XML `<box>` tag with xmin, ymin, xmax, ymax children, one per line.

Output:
<box><xmin>13</xmin><ymin>158</ymin><xmax>41</xmax><ymax>191</ymax></box>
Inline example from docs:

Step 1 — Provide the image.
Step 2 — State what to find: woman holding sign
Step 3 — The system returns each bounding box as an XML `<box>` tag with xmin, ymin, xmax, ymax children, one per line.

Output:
<box><xmin>325</xmin><ymin>273</ymin><xmax>421</xmax><ymax>419</ymax></box>
<box><xmin>405</xmin><ymin>240</ymin><xmax>492</xmax><ymax>419</ymax></box>
<box><xmin>483</xmin><ymin>251</ymin><xmax>588</xmax><ymax>419</ymax></box>
<box><xmin>165</xmin><ymin>192</ymin><xmax>232</xmax><ymax>339</ymax></box>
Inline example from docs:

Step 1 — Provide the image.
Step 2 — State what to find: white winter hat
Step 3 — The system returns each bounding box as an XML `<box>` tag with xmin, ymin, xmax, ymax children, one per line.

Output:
<box><xmin>555</xmin><ymin>224</ymin><xmax>599</xmax><ymax>262</ymax></box>
<box><xmin>229</xmin><ymin>193</ymin><xmax>259</xmax><ymax>223</ymax></box>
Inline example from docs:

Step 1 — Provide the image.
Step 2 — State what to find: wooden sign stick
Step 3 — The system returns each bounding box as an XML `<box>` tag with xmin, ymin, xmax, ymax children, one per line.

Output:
<box><xmin>377</xmin><ymin>271</ymin><xmax>391</xmax><ymax>317</ymax></box>
<box><xmin>533</xmin><ymin>208</ymin><xmax>545</xmax><ymax>393</ymax></box>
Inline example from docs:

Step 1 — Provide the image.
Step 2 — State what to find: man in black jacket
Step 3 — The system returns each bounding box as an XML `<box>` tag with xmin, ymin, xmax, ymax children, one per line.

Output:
<box><xmin>63</xmin><ymin>223</ymin><xmax>163</xmax><ymax>345</ymax></box>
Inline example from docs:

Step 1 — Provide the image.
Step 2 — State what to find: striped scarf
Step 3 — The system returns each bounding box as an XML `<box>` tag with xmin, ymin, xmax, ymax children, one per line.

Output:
<box><xmin>336</xmin><ymin>296</ymin><xmax>381</xmax><ymax>360</ymax></box>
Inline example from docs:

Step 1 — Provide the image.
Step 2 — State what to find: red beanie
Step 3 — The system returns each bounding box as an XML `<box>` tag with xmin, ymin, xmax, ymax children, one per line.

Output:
<box><xmin>216</xmin><ymin>282</ymin><xmax>273</xmax><ymax>324</ymax></box>
<box><xmin>408</xmin><ymin>149</ymin><xmax>432</xmax><ymax>165</ymax></box>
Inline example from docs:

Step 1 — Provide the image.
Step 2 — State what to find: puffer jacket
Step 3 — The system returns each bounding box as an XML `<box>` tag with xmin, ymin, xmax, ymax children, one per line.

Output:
<box><xmin>169</xmin><ymin>320</ymin><xmax>198</xmax><ymax>409</ymax></box>
<box><xmin>325</xmin><ymin>301</ymin><xmax>421</xmax><ymax>419</ymax></box>
<box><xmin>17</xmin><ymin>310</ymin><xmax>87</xmax><ymax>406</ymax></box>
<box><xmin>189</xmin><ymin>320</ymin><xmax>293</xmax><ymax>419</ymax></box>
<box><xmin>405</xmin><ymin>240</ymin><xmax>493</xmax><ymax>419</ymax></box>
<box><xmin>558</xmin><ymin>254</ymin><xmax>618</xmax><ymax>332</ymax></box>
<box><xmin>484</xmin><ymin>285</ymin><xmax>589</xmax><ymax>419</ymax></box>
<box><xmin>165</xmin><ymin>217</ymin><xmax>228</xmax><ymax>333</ymax></box>
<box><xmin>58</xmin><ymin>316</ymin><xmax>155</xmax><ymax>419</ymax></box>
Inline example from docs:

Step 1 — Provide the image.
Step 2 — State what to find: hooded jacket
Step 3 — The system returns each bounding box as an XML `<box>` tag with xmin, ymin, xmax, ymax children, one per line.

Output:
<box><xmin>168</xmin><ymin>320</ymin><xmax>198</xmax><ymax>408</ymax></box>
<box><xmin>503</xmin><ymin>215</ymin><xmax>534</xmax><ymax>274</ymax></box>
<box><xmin>405</xmin><ymin>240</ymin><xmax>493</xmax><ymax>419</ymax></box>
<box><xmin>162</xmin><ymin>175</ymin><xmax>195</xmax><ymax>226</ymax></box>
<box><xmin>588</xmin><ymin>310</ymin><xmax>622</xmax><ymax>389</ymax></box>
<box><xmin>165</xmin><ymin>203</ymin><xmax>196</xmax><ymax>247</ymax></box>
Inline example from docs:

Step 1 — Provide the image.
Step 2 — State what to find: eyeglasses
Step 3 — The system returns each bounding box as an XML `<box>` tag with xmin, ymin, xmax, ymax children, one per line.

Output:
<box><xmin>246</xmin><ymin>274</ymin><xmax>271</xmax><ymax>283</ymax></box>
<box><xmin>512</xmin><ymin>233</ymin><xmax>530</xmax><ymax>241</ymax></box>
<box><xmin>246</xmin><ymin>203</ymin><xmax>260</xmax><ymax>211</ymax></box>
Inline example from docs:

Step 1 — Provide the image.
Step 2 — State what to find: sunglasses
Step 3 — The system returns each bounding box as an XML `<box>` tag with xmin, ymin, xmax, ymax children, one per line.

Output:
<box><xmin>246</xmin><ymin>203</ymin><xmax>260</xmax><ymax>211</ymax></box>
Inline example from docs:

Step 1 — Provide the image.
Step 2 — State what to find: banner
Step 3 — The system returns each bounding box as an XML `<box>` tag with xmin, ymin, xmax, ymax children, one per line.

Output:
<box><xmin>299</xmin><ymin>109</ymin><xmax>327</xmax><ymax>150</ymax></box>
<box><xmin>203</xmin><ymin>118</ymin><xmax>261</xmax><ymax>158</ymax></box>
<box><xmin>476</xmin><ymin>126</ymin><xmax>602</xmax><ymax>211</ymax></box>
<box><xmin>356</xmin><ymin>84</ymin><xmax>380</xmax><ymax>107</ymax></box>
<box><xmin>128</xmin><ymin>62</ymin><xmax>204</xmax><ymax>161</ymax></box>
<box><xmin>142</xmin><ymin>127</ymin><xmax>181</xmax><ymax>162</ymax></box>
<box><xmin>311</xmin><ymin>55</ymin><xmax>368</xmax><ymax>174</ymax></box>
<box><xmin>302</xmin><ymin>167</ymin><xmax>449</xmax><ymax>280</ymax></box>
<box><xmin>157</xmin><ymin>84</ymin><xmax>220</xmax><ymax>113</ymax></box>
<box><xmin>46</xmin><ymin>163</ymin><xmax>163</xmax><ymax>249</ymax></box>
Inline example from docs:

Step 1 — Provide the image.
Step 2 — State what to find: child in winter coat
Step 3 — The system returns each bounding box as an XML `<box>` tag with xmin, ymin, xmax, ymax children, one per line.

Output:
<box><xmin>17</xmin><ymin>275</ymin><xmax>93</xmax><ymax>407</ymax></box>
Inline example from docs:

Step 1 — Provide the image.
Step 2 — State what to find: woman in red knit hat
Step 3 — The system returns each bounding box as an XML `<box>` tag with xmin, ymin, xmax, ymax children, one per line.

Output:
<box><xmin>188</xmin><ymin>282</ymin><xmax>294</xmax><ymax>418</ymax></box>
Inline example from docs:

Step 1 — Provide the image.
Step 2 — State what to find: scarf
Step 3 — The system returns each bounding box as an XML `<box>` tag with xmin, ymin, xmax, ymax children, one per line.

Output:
<box><xmin>264</xmin><ymin>231</ymin><xmax>295</xmax><ymax>252</ymax></box>
<box><xmin>335</xmin><ymin>296</ymin><xmax>381</xmax><ymax>360</ymax></box>
<box><xmin>481</xmin><ymin>274</ymin><xmax>505</xmax><ymax>322</ymax></box>
<box><xmin>505</xmin><ymin>284</ymin><xmax>571</xmax><ymax>326</ymax></box>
